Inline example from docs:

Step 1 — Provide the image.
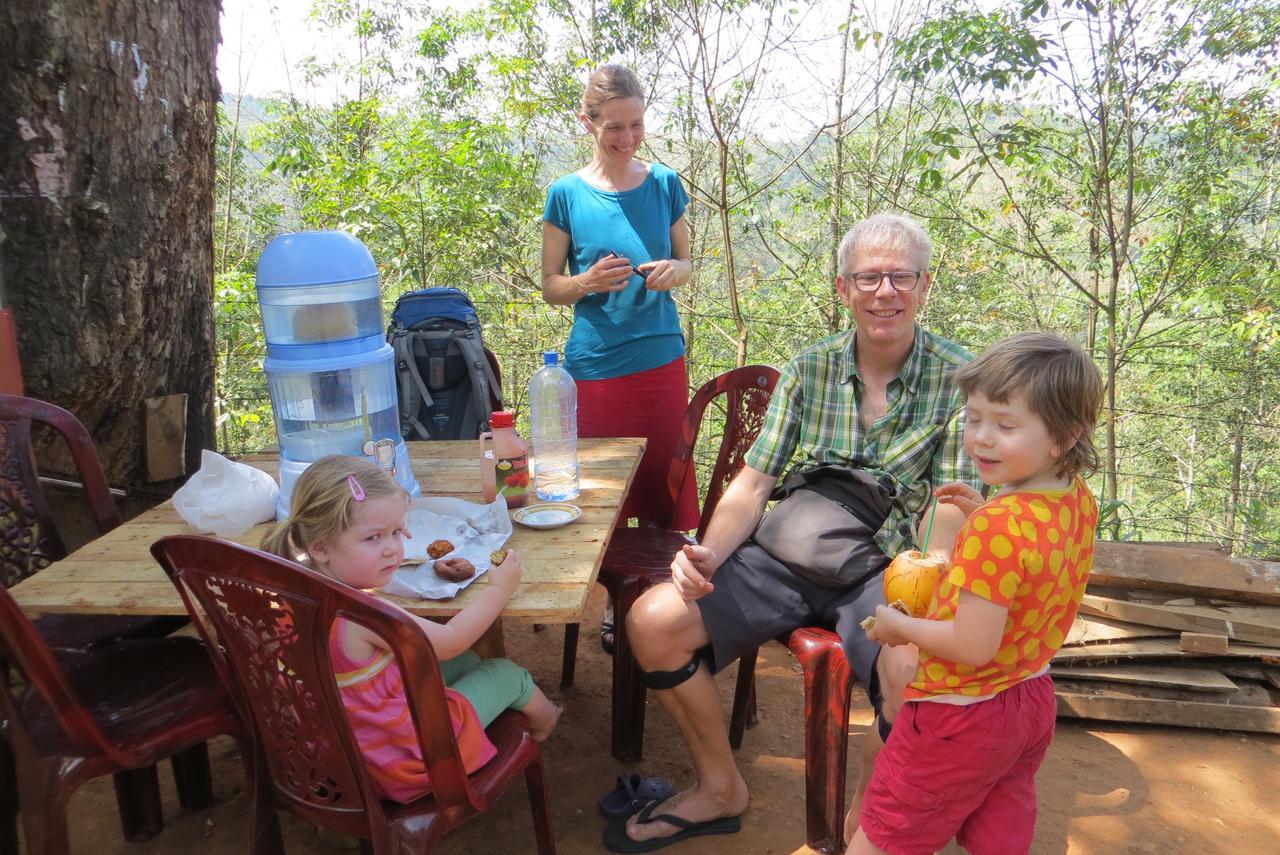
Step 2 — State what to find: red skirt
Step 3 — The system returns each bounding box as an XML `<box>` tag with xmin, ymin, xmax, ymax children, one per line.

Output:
<box><xmin>576</xmin><ymin>356</ymin><xmax>700</xmax><ymax>530</ymax></box>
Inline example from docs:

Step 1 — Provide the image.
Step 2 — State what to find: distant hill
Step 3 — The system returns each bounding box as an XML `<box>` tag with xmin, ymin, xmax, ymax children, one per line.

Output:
<box><xmin>219</xmin><ymin>92</ymin><xmax>277</xmax><ymax>126</ymax></box>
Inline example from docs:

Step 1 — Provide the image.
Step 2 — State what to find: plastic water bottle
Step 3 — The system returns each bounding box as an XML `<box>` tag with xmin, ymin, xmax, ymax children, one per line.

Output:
<box><xmin>529</xmin><ymin>351</ymin><xmax>580</xmax><ymax>501</ymax></box>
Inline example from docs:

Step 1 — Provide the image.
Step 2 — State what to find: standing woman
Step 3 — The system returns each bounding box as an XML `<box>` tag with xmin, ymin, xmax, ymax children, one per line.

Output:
<box><xmin>541</xmin><ymin>64</ymin><xmax>700</xmax><ymax>550</ymax></box>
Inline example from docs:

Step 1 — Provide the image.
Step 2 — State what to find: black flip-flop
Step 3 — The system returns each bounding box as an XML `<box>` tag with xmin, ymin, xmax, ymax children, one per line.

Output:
<box><xmin>602</xmin><ymin>800</ymin><xmax>742</xmax><ymax>852</ymax></box>
<box><xmin>598</xmin><ymin>773</ymin><xmax>674</xmax><ymax>820</ymax></box>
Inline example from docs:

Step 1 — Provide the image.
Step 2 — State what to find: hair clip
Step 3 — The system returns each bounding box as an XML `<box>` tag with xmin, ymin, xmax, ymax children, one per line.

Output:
<box><xmin>347</xmin><ymin>474</ymin><xmax>366</xmax><ymax>501</ymax></box>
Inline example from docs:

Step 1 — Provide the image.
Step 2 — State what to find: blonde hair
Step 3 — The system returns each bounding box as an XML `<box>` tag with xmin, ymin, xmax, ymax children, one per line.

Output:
<box><xmin>953</xmin><ymin>332</ymin><xmax>1103</xmax><ymax>480</ymax></box>
<box><xmin>580</xmin><ymin>64</ymin><xmax>645</xmax><ymax>120</ymax></box>
<box><xmin>838</xmin><ymin>213</ymin><xmax>933</xmax><ymax>273</ymax></box>
<box><xmin>260</xmin><ymin>455</ymin><xmax>408</xmax><ymax>563</ymax></box>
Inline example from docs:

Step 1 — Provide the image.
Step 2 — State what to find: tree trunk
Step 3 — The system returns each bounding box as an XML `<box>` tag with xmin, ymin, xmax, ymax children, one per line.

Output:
<box><xmin>1</xmin><ymin>0</ymin><xmax>220</xmax><ymax>490</ymax></box>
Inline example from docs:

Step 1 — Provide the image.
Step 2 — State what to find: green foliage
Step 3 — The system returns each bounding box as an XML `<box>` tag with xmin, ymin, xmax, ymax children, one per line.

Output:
<box><xmin>213</xmin><ymin>0</ymin><xmax>1280</xmax><ymax>556</ymax></box>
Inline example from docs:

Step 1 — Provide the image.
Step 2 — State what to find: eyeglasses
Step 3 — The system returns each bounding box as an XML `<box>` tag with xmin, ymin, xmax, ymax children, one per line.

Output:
<box><xmin>845</xmin><ymin>270</ymin><xmax>924</xmax><ymax>292</ymax></box>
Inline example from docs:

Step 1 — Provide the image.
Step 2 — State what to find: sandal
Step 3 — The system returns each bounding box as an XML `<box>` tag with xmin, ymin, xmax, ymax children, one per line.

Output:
<box><xmin>603</xmin><ymin>800</ymin><xmax>742</xmax><ymax>851</ymax></box>
<box><xmin>601</xmin><ymin>616</ymin><xmax>616</xmax><ymax>655</ymax></box>
<box><xmin>598</xmin><ymin>773</ymin><xmax>674</xmax><ymax>820</ymax></box>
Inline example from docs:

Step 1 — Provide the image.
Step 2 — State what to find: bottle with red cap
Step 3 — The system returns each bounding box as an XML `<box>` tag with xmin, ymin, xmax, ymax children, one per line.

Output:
<box><xmin>479</xmin><ymin>410</ymin><xmax>530</xmax><ymax>507</ymax></box>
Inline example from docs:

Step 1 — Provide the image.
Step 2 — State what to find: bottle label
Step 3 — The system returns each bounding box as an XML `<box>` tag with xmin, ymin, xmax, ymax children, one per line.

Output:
<box><xmin>494</xmin><ymin>453</ymin><xmax>530</xmax><ymax>503</ymax></box>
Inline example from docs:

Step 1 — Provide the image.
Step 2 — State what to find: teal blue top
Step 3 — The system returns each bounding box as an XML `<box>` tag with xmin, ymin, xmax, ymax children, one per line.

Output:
<box><xmin>543</xmin><ymin>163</ymin><xmax>688</xmax><ymax>381</ymax></box>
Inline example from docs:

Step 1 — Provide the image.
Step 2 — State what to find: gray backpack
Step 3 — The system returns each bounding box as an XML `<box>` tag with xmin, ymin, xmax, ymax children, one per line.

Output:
<box><xmin>386</xmin><ymin>287</ymin><xmax>502</xmax><ymax>441</ymax></box>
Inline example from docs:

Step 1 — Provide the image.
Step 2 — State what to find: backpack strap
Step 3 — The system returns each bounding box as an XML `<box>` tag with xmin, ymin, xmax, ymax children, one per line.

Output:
<box><xmin>455</xmin><ymin>322</ymin><xmax>502</xmax><ymax>434</ymax></box>
<box><xmin>391</xmin><ymin>328</ymin><xmax>436</xmax><ymax>440</ymax></box>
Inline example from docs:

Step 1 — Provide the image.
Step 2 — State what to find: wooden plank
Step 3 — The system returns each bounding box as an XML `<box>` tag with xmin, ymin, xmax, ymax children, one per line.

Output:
<box><xmin>1055</xmin><ymin>683</ymin><xmax>1280</xmax><ymax>734</ymax></box>
<box><xmin>1217</xmin><ymin>662</ymin><xmax>1268</xmax><ymax>682</ymax></box>
<box><xmin>1090</xmin><ymin>541</ymin><xmax>1280</xmax><ymax>605</ymax></box>
<box><xmin>1053</xmin><ymin>638</ymin><xmax>1280</xmax><ymax>665</ymax></box>
<box><xmin>144</xmin><ymin>393</ymin><xmax>188</xmax><ymax>481</ymax></box>
<box><xmin>1138</xmin><ymin>541</ymin><xmax>1226</xmax><ymax>554</ymax></box>
<box><xmin>1065</xmin><ymin>614</ymin><xmax>1177</xmax><ymax>646</ymax></box>
<box><xmin>1181</xmin><ymin>632</ymin><xmax>1229</xmax><ymax>654</ymax></box>
<box><xmin>1078</xmin><ymin>593</ymin><xmax>1280</xmax><ymax>646</ymax></box>
<box><xmin>1058</xmin><ymin>679</ymin><xmax>1270</xmax><ymax>705</ymax></box>
<box><xmin>1050</xmin><ymin>665</ymin><xmax>1238</xmax><ymax>693</ymax></box>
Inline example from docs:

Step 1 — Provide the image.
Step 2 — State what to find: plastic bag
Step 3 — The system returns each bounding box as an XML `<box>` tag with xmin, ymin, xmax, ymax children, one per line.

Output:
<box><xmin>172</xmin><ymin>449</ymin><xmax>280</xmax><ymax>537</ymax></box>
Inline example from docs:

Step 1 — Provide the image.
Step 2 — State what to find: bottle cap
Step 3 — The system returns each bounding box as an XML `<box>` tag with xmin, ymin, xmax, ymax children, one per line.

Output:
<box><xmin>543</xmin><ymin>351</ymin><xmax>559</xmax><ymax>365</ymax></box>
<box><xmin>490</xmin><ymin>410</ymin><xmax>515</xmax><ymax>428</ymax></box>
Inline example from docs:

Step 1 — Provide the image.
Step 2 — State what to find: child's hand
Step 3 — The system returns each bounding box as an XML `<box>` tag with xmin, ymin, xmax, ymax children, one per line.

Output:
<box><xmin>865</xmin><ymin>604</ymin><xmax>913</xmax><ymax>647</ymax></box>
<box><xmin>934</xmin><ymin>482</ymin><xmax>985</xmax><ymax>518</ymax></box>
<box><xmin>486</xmin><ymin>548</ymin><xmax>524</xmax><ymax>593</ymax></box>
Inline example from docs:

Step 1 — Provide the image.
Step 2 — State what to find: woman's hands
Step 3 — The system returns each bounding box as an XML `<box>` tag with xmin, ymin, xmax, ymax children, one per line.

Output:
<box><xmin>575</xmin><ymin>253</ymin><xmax>634</xmax><ymax>297</ymax></box>
<box><xmin>636</xmin><ymin>258</ymin><xmax>680</xmax><ymax>291</ymax></box>
<box><xmin>934</xmin><ymin>482</ymin><xmax>985</xmax><ymax>518</ymax></box>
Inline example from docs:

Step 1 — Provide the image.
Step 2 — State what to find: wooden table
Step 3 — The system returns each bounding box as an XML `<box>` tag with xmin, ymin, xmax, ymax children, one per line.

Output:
<box><xmin>11</xmin><ymin>438</ymin><xmax>645</xmax><ymax>655</ymax></box>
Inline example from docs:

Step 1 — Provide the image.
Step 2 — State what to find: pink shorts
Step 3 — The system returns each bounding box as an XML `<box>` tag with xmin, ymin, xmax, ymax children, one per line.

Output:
<box><xmin>861</xmin><ymin>674</ymin><xmax>1057</xmax><ymax>855</ymax></box>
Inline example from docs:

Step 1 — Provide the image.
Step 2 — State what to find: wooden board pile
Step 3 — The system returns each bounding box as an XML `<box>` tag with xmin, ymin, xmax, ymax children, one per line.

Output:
<box><xmin>1053</xmin><ymin>541</ymin><xmax>1280</xmax><ymax>734</ymax></box>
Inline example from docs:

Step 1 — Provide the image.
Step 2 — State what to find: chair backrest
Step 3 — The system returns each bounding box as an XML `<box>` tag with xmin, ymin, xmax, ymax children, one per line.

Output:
<box><xmin>149</xmin><ymin>535</ymin><xmax>485</xmax><ymax>836</ymax></box>
<box><xmin>0</xmin><ymin>394</ymin><xmax>121</xmax><ymax>589</ymax></box>
<box><xmin>662</xmin><ymin>365</ymin><xmax>780</xmax><ymax>539</ymax></box>
<box><xmin>0</xmin><ymin>583</ymin><xmax>135</xmax><ymax>768</ymax></box>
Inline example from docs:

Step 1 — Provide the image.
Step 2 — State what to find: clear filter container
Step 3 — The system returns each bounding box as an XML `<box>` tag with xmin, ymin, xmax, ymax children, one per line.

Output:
<box><xmin>264</xmin><ymin>344</ymin><xmax>400</xmax><ymax>463</ymax></box>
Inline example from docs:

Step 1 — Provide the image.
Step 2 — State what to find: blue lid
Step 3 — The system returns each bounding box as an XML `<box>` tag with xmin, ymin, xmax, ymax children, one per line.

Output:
<box><xmin>543</xmin><ymin>351</ymin><xmax>559</xmax><ymax>365</ymax></box>
<box><xmin>264</xmin><ymin>341</ymin><xmax>394</xmax><ymax>375</ymax></box>
<box><xmin>256</xmin><ymin>231</ymin><xmax>378</xmax><ymax>288</ymax></box>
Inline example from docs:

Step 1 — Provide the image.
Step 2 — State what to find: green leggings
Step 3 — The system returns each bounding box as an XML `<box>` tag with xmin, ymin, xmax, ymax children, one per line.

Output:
<box><xmin>440</xmin><ymin>650</ymin><xmax>536</xmax><ymax>727</ymax></box>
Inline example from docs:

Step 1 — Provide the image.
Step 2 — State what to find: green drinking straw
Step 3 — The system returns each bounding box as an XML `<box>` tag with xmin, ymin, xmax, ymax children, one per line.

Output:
<box><xmin>920</xmin><ymin>500</ymin><xmax>939</xmax><ymax>555</ymax></box>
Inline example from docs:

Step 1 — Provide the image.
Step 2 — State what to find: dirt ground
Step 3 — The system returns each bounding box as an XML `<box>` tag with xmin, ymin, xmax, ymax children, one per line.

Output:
<box><xmin>40</xmin><ymin>583</ymin><xmax>1280</xmax><ymax>855</ymax></box>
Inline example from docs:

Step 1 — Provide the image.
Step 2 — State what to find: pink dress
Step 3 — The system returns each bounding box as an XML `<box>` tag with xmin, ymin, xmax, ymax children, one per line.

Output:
<box><xmin>329</xmin><ymin>619</ymin><xmax>497</xmax><ymax>803</ymax></box>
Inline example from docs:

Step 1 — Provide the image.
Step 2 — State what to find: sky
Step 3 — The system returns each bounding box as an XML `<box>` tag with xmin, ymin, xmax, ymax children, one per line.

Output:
<box><xmin>218</xmin><ymin>0</ymin><xmax>332</xmax><ymax>100</ymax></box>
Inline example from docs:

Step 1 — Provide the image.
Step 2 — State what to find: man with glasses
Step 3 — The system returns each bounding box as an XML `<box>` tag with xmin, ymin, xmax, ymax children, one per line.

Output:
<box><xmin>611</xmin><ymin>214</ymin><xmax>981</xmax><ymax>852</ymax></box>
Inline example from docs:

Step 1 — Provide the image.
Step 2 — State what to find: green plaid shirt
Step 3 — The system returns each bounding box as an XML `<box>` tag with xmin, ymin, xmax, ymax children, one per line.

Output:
<box><xmin>744</xmin><ymin>326</ymin><xmax>981</xmax><ymax>560</ymax></box>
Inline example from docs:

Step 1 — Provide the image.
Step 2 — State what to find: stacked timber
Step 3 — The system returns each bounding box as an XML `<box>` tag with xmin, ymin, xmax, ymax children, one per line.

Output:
<box><xmin>1052</xmin><ymin>541</ymin><xmax>1280</xmax><ymax>734</ymax></box>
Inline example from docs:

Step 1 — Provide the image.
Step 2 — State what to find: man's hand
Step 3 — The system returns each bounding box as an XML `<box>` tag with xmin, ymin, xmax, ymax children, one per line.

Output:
<box><xmin>933</xmin><ymin>481</ymin><xmax>985</xmax><ymax>518</ymax></box>
<box><xmin>671</xmin><ymin>543</ymin><xmax>717</xmax><ymax>601</ymax></box>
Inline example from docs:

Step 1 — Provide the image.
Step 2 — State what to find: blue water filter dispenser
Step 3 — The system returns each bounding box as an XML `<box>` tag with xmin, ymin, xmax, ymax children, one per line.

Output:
<box><xmin>256</xmin><ymin>231</ymin><xmax>420</xmax><ymax>518</ymax></box>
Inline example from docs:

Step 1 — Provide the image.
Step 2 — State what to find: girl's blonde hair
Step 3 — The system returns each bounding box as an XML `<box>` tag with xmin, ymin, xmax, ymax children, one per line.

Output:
<box><xmin>260</xmin><ymin>455</ymin><xmax>408</xmax><ymax>562</ymax></box>
<box><xmin>580</xmin><ymin>64</ymin><xmax>645</xmax><ymax>120</ymax></box>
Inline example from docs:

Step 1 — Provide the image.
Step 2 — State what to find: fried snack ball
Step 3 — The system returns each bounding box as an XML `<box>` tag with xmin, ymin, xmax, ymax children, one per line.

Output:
<box><xmin>433</xmin><ymin>557</ymin><xmax>475</xmax><ymax>583</ymax></box>
<box><xmin>427</xmin><ymin>539</ymin><xmax>455</xmax><ymax>559</ymax></box>
<box><xmin>489</xmin><ymin>549</ymin><xmax>508</xmax><ymax>566</ymax></box>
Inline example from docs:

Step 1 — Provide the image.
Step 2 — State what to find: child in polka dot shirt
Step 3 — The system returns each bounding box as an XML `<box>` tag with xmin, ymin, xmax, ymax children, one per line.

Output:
<box><xmin>848</xmin><ymin>332</ymin><xmax>1103</xmax><ymax>855</ymax></box>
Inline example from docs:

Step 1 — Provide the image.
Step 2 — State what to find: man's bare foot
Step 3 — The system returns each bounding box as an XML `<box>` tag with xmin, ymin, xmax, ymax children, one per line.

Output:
<box><xmin>623</xmin><ymin>779</ymin><xmax>749</xmax><ymax>844</ymax></box>
<box><xmin>521</xmin><ymin>689</ymin><xmax>561</xmax><ymax>741</ymax></box>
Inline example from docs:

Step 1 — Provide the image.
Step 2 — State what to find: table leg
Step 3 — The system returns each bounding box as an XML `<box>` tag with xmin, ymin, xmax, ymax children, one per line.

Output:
<box><xmin>472</xmin><ymin>618</ymin><xmax>506</xmax><ymax>659</ymax></box>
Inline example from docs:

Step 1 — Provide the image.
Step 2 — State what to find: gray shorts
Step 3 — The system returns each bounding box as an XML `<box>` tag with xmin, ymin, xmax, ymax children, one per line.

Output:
<box><xmin>697</xmin><ymin>539</ymin><xmax>890</xmax><ymax>713</ymax></box>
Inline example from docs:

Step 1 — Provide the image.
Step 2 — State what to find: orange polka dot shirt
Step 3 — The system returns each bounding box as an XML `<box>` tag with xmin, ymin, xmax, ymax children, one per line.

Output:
<box><xmin>905</xmin><ymin>477</ymin><xmax>1098</xmax><ymax>700</ymax></box>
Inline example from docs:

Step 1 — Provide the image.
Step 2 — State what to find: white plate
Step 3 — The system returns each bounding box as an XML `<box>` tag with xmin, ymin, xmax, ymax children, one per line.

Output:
<box><xmin>512</xmin><ymin>502</ymin><xmax>582</xmax><ymax>529</ymax></box>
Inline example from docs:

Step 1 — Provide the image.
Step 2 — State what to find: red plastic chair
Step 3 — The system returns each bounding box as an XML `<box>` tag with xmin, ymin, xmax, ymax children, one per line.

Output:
<box><xmin>730</xmin><ymin>628</ymin><xmax>855</xmax><ymax>853</ymax></box>
<box><xmin>0</xmin><ymin>393</ymin><xmax>187</xmax><ymax>649</ymax></box>
<box><xmin>581</xmin><ymin>365</ymin><xmax>779</xmax><ymax>762</ymax></box>
<box><xmin>150</xmin><ymin>535</ymin><xmax>556</xmax><ymax>854</ymax></box>
<box><xmin>0</xmin><ymin>583</ymin><xmax>241</xmax><ymax>853</ymax></box>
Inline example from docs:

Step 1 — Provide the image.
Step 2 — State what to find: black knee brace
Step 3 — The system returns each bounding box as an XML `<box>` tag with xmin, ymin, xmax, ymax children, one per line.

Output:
<box><xmin>639</xmin><ymin>652</ymin><xmax>702</xmax><ymax>690</ymax></box>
